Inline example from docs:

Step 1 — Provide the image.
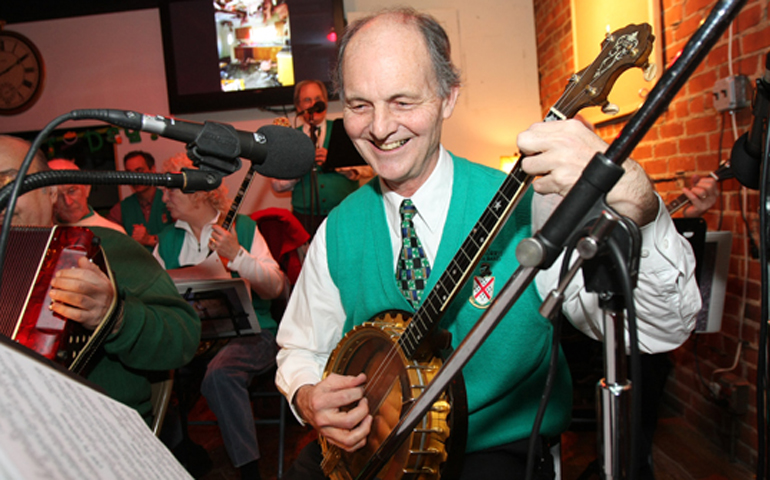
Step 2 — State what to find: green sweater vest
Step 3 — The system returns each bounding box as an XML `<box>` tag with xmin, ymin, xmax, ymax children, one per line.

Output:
<box><xmin>120</xmin><ymin>190</ymin><xmax>172</xmax><ymax>242</ymax></box>
<box><xmin>156</xmin><ymin>214</ymin><xmax>277</xmax><ymax>334</ymax></box>
<box><xmin>326</xmin><ymin>154</ymin><xmax>572</xmax><ymax>453</ymax></box>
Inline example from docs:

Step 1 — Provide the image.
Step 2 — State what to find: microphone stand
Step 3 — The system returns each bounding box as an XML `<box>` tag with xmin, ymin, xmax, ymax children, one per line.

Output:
<box><xmin>352</xmin><ymin>0</ymin><xmax>748</xmax><ymax>478</ymax></box>
<box><xmin>309</xmin><ymin>123</ymin><xmax>321</xmax><ymax>234</ymax></box>
<box><xmin>0</xmin><ymin>169</ymin><xmax>222</xmax><ymax>212</ymax></box>
<box><xmin>757</xmin><ymin>86</ymin><xmax>770</xmax><ymax>480</ymax></box>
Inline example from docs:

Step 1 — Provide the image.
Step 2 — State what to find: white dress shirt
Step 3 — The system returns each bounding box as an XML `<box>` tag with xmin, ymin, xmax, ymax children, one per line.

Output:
<box><xmin>275</xmin><ymin>146</ymin><xmax>701</xmax><ymax>410</ymax></box>
<box><xmin>68</xmin><ymin>207</ymin><xmax>127</xmax><ymax>234</ymax></box>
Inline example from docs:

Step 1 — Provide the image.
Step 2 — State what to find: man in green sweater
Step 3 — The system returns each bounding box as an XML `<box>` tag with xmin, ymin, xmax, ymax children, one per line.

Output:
<box><xmin>271</xmin><ymin>80</ymin><xmax>367</xmax><ymax>237</ymax></box>
<box><xmin>108</xmin><ymin>150</ymin><xmax>173</xmax><ymax>251</ymax></box>
<box><xmin>0</xmin><ymin>135</ymin><xmax>201</xmax><ymax>425</ymax></box>
<box><xmin>275</xmin><ymin>8</ymin><xmax>701</xmax><ymax>479</ymax></box>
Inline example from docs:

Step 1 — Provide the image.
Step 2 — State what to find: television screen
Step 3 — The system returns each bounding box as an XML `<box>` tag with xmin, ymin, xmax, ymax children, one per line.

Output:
<box><xmin>159</xmin><ymin>0</ymin><xmax>345</xmax><ymax>114</ymax></box>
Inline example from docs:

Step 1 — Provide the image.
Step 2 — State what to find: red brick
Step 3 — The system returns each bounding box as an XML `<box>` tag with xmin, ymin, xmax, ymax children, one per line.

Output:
<box><xmin>644</xmin><ymin>159</ymin><xmax>668</xmax><ymax>175</ymax></box>
<box><xmin>685</xmin><ymin>0</ymin><xmax>720</xmax><ymax>14</ymax></box>
<box><xmin>675</xmin><ymin>15</ymin><xmax>706</xmax><ymax>42</ymax></box>
<box><xmin>735</xmin><ymin>3</ymin><xmax>763</xmax><ymax>30</ymax></box>
<box><xmin>664</xmin><ymin>2</ymin><xmax>683</xmax><ymax>27</ymax></box>
<box><xmin>673</xmin><ymin>100</ymin><xmax>689</xmax><ymax>119</ymax></box>
<box><xmin>689</xmin><ymin>93</ymin><xmax>706</xmax><ymax>115</ymax></box>
<box><xmin>742</xmin><ymin>24</ymin><xmax>770</xmax><ymax>55</ymax></box>
<box><xmin>669</xmin><ymin>156</ymin><xmax>696</xmax><ymax>172</ymax></box>
<box><xmin>706</xmin><ymin>44</ymin><xmax>729</xmax><ymax>69</ymax></box>
<box><xmin>679</xmin><ymin>135</ymin><xmax>709</xmax><ymax>154</ymax></box>
<box><xmin>685</xmin><ymin>115</ymin><xmax>718</xmax><ymax>135</ymax></box>
<box><xmin>632</xmin><ymin>144</ymin><xmax>653</xmax><ymax>160</ymax></box>
<box><xmin>654</xmin><ymin>141</ymin><xmax>678</xmax><ymax>157</ymax></box>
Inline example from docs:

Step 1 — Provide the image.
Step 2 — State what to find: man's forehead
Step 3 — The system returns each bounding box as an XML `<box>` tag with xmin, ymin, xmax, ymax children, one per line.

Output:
<box><xmin>349</xmin><ymin>15</ymin><xmax>418</xmax><ymax>48</ymax></box>
<box><xmin>125</xmin><ymin>155</ymin><xmax>149</xmax><ymax>167</ymax></box>
<box><xmin>344</xmin><ymin>18</ymin><xmax>426</xmax><ymax>69</ymax></box>
<box><xmin>61</xmin><ymin>183</ymin><xmax>87</xmax><ymax>193</ymax></box>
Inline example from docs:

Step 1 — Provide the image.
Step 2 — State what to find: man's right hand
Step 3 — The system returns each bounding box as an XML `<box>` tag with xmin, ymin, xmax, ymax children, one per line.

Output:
<box><xmin>131</xmin><ymin>224</ymin><xmax>153</xmax><ymax>246</ymax></box>
<box><xmin>295</xmin><ymin>372</ymin><xmax>372</xmax><ymax>452</ymax></box>
<box><xmin>315</xmin><ymin>147</ymin><xmax>328</xmax><ymax>166</ymax></box>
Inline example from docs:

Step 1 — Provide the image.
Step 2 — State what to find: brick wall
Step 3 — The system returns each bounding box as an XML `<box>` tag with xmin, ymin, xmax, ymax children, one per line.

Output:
<box><xmin>534</xmin><ymin>0</ymin><xmax>769</xmax><ymax>469</ymax></box>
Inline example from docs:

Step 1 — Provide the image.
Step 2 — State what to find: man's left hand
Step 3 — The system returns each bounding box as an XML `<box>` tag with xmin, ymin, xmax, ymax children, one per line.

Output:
<box><xmin>682</xmin><ymin>175</ymin><xmax>717</xmax><ymax>218</ymax></box>
<box><xmin>49</xmin><ymin>256</ymin><xmax>116</xmax><ymax>331</ymax></box>
<box><xmin>518</xmin><ymin>119</ymin><xmax>658</xmax><ymax>226</ymax></box>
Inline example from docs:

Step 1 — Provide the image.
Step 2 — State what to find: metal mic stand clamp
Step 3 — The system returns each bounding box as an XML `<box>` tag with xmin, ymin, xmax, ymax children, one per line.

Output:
<box><xmin>184</xmin><ymin>121</ymin><xmax>244</xmax><ymax>177</ymax></box>
<box><xmin>540</xmin><ymin>206</ymin><xmax>642</xmax><ymax>480</ymax></box>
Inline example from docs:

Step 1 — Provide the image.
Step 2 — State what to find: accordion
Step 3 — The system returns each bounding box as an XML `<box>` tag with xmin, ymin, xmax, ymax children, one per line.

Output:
<box><xmin>0</xmin><ymin>226</ymin><xmax>117</xmax><ymax>374</ymax></box>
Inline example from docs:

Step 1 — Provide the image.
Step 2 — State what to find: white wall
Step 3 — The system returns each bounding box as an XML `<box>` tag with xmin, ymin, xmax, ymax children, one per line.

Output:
<box><xmin>0</xmin><ymin>1</ymin><xmax>541</xmax><ymax>214</ymax></box>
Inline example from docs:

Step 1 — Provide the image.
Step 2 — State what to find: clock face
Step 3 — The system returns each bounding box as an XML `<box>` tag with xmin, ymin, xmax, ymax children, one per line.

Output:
<box><xmin>0</xmin><ymin>31</ymin><xmax>45</xmax><ymax>115</ymax></box>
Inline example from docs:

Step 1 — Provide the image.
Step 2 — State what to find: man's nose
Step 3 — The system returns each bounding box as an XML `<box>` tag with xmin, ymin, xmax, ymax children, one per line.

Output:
<box><xmin>370</xmin><ymin>107</ymin><xmax>397</xmax><ymax>140</ymax></box>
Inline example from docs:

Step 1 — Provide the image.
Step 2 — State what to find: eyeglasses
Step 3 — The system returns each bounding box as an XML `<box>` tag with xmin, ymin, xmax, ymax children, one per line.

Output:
<box><xmin>0</xmin><ymin>169</ymin><xmax>19</xmax><ymax>188</ymax></box>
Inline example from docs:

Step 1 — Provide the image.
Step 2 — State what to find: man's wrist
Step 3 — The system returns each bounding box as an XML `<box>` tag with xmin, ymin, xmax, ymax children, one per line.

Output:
<box><xmin>141</xmin><ymin>234</ymin><xmax>158</xmax><ymax>246</ymax></box>
<box><xmin>293</xmin><ymin>384</ymin><xmax>312</xmax><ymax>423</ymax></box>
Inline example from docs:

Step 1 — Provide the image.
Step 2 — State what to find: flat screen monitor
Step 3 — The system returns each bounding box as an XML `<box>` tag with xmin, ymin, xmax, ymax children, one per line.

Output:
<box><xmin>694</xmin><ymin>231</ymin><xmax>732</xmax><ymax>333</ymax></box>
<box><xmin>159</xmin><ymin>0</ymin><xmax>345</xmax><ymax>114</ymax></box>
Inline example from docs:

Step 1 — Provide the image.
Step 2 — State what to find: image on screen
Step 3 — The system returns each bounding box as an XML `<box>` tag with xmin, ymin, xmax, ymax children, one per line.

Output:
<box><xmin>161</xmin><ymin>0</ymin><xmax>344</xmax><ymax>113</ymax></box>
<box><xmin>214</xmin><ymin>0</ymin><xmax>293</xmax><ymax>93</ymax></box>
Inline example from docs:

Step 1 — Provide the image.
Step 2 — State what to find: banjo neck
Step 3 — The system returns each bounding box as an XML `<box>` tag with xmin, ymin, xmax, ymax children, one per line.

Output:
<box><xmin>219</xmin><ymin>165</ymin><xmax>257</xmax><ymax>232</ymax></box>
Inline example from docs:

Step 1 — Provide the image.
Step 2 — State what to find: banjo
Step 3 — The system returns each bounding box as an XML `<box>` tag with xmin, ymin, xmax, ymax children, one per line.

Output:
<box><xmin>320</xmin><ymin>23</ymin><xmax>656</xmax><ymax>480</ymax></box>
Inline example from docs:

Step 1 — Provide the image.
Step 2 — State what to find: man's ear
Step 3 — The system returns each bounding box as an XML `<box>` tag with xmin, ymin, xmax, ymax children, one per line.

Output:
<box><xmin>441</xmin><ymin>85</ymin><xmax>460</xmax><ymax>120</ymax></box>
<box><xmin>45</xmin><ymin>185</ymin><xmax>57</xmax><ymax>206</ymax></box>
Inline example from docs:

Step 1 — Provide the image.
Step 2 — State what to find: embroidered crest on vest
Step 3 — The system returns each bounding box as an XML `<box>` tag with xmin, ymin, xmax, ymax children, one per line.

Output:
<box><xmin>470</xmin><ymin>263</ymin><xmax>495</xmax><ymax>309</ymax></box>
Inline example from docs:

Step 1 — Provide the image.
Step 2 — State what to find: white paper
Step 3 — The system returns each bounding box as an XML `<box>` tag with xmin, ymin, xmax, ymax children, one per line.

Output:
<box><xmin>0</xmin><ymin>344</ymin><xmax>193</xmax><ymax>480</ymax></box>
<box><xmin>166</xmin><ymin>253</ymin><xmax>229</xmax><ymax>282</ymax></box>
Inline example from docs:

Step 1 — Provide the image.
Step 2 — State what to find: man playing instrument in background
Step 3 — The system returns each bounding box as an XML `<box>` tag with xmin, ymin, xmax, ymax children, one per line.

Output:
<box><xmin>154</xmin><ymin>152</ymin><xmax>287</xmax><ymax>480</ymax></box>
<box><xmin>48</xmin><ymin>158</ymin><xmax>127</xmax><ymax>233</ymax></box>
<box><xmin>271</xmin><ymin>79</ymin><xmax>369</xmax><ymax>237</ymax></box>
<box><xmin>108</xmin><ymin>150</ymin><xmax>173</xmax><ymax>250</ymax></box>
<box><xmin>276</xmin><ymin>8</ymin><xmax>701</xmax><ymax>479</ymax></box>
<box><xmin>0</xmin><ymin>134</ymin><xmax>200</xmax><ymax>426</ymax></box>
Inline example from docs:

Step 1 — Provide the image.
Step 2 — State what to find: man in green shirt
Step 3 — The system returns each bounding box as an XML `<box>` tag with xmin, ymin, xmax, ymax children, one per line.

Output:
<box><xmin>108</xmin><ymin>150</ymin><xmax>173</xmax><ymax>250</ymax></box>
<box><xmin>0</xmin><ymin>135</ymin><xmax>200</xmax><ymax>424</ymax></box>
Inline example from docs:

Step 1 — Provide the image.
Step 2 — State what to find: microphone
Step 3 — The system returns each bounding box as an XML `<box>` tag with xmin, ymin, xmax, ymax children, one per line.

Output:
<box><xmin>69</xmin><ymin>109</ymin><xmax>315</xmax><ymax>179</ymax></box>
<box><xmin>298</xmin><ymin>101</ymin><xmax>327</xmax><ymax>116</ymax></box>
<box><xmin>730</xmin><ymin>50</ymin><xmax>770</xmax><ymax>189</ymax></box>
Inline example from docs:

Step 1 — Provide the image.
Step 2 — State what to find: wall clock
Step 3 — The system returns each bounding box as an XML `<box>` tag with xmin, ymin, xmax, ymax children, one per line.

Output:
<box><xmin>0</xmin><ymin>29</ymin><xmax>45</xmax><ymax>115</ymax></box>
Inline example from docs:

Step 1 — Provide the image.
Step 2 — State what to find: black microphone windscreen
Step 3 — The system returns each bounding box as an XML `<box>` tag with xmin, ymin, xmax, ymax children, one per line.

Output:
<box><xmin>253</xmin><ymin>124</ymin><xmax>315</xmax><ymax>179</ymax></box>
<box><xmin>313</xmin><ymin>101</ymin><xmax>327</xmax><ymax>114</ymax></box>
<box><xmin>730</xmin><ymin>134</ymin><xmax>761</xmax><ymax>189</ymax></box>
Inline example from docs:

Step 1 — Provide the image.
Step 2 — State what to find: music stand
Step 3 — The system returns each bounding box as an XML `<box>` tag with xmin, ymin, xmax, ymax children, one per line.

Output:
<box><xmin>174</xmin><ymin>278</ymin><xmax>260</xmax><ymax>340</ymax></box>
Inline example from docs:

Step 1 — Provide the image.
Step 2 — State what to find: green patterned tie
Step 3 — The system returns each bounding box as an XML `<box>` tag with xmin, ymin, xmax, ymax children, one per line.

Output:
<box><xmin>396</xmin><ymin>199</ymin><xmax>431</xmax><ymax>307</ymax></box>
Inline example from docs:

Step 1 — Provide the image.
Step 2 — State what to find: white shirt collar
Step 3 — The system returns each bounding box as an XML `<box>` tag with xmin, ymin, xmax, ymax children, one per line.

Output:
<box><xmin>382</xmin><ymin>146</ymin><xmax>453</xmax><ymax>257</ymax></box>
<box><xmin>173</xmin><ymin>210</ymin><xmax>221</xmax><ymax>240</ymax></box>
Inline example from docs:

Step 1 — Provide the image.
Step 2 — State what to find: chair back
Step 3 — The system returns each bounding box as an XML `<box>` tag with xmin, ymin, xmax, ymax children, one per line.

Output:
<box><xmin>251</xmin><ymin>207</ymin><xmax>310</xmax><ymax>286</ymax></box>
<box><xmin>149</xmin><ymin>371</ymin><xmax>174</xmax><ymax>436</ymax></box>
<box><xmin>250</xmin><ymin>208</ymin><xmax>310</xmax><ymax>320</ymax></box>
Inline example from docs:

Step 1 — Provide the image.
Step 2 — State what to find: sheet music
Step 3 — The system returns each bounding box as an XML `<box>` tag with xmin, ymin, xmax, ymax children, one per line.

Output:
<box><xmin>0</xmin><ymin>343</ymin><xmax>192</xmax><ymax>480</ymax></box>
<box><xmin>166</xmin><ymin>252</ymin><xmax>229</xmax><ymax>282</ymax></box>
